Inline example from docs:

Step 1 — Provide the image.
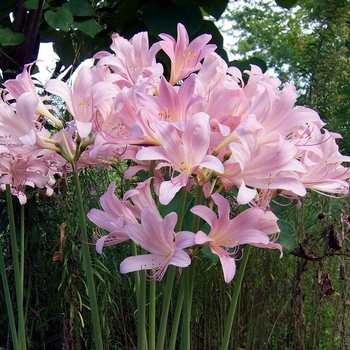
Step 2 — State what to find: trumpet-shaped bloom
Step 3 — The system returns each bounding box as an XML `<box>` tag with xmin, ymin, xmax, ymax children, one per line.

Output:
<box><xmin>45</xmin><ymin>66</ymin><xmax>94</xmax><ymax>138</ymax></box>
<box><xmin>87</xmin><ymin>179</ymin><xmax>163</xmax><ymax>253</ymax></box>
<box><xmin>0</xmin><ymin>92</ymin><xmax>39</xmax><ymax>146</ymax></box>
<box><xmin>223</xmin><ymin>128</ymin><xmax>307</xmax><ymax>204</ymax></box>
<box><xmin>4</xmin><ymin>62</ymin><xmax>38</xmax><ymax>99</ymax></box>
<box><xmin>0</xmin><ymin>151</ymin><xmax>55</xmax><ymax>204</ymax></box>
<box><xmin>159</xmin><ymin>23</ymin><xmax>216</xmax><ymax>84</ymax></box>
<box><xmin>120</xmin><ymin>207</ymin><xmax>195</xmax><ymax>281</ymax></box>
<box><xmin>191</xmin><ymin>193</ymin><xmax>282</xmax><ymax>283</ymax></box>
<box><xmin>136</xmin><ymin>113</ymin><xmax>224</xmax><ymax>204</ymax></box>
<box><xmin>94</xmin><ymin>31</ymin><xmax>162</xmax><ymax>87</ymax></box>
<box><xmin>87</xmin><ymin>182</ymin><xmax>137</xmax><ymax>253</ymax></box>
<box><xmin>298</xmin><ymin>130</ymin><xmax>350</xmax><ymax>195</ymax></box>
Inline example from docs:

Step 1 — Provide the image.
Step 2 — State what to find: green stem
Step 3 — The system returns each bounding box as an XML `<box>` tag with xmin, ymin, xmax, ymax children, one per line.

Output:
<box><xmin>72</xmin><ymin>167</ymin><xmax>103</xmax><ymax>350</ymax></box>
<box><xmin>180</xmin><ymin>261</ymin><xmax>196</xmax><ymax>350</ymax></box>
<box><xmin>6</xmin><ymin>185</ymin><xmax>26</xmax><ymax>349</ymax></box>
<box><xmin>220</xmin><ymin>245</ymin><xmax>251</xmax><ymax>350</ymax></box>
<box><xmin>0</xmin><ymin>231</ymin><xmax>19</xmax><ymax>349</ymax></box>
<box><xmin>175</xmin><ymin>189</ymin><xmax>188</xmax><ymax>232</ymax></box>
<box><xmin>18</xmin><ymin>204</ymin><xmax>26</xmax><ymax>349</ymax></box>
<box><xmin>181</xmin><ymin>186</ymin><xmax>202</xmax><ymax>350</ymax></box>
<box><xmin>131</xmin><ymin>242</ymin><xmax>147</xmax><ymax>350</ymax></box>
<box><xmin>191</xmin><ymin>186</ymin><xmax>203</xmax><ymax>232</ymax></box>
<box><xmin>131</xmin><ymin>242</ymin><xmax>140</xmax><ymax>306</ymax></box>
<box><xmin>168</xmin><ymin>278</ymin><xmax>185</xmax><ymax>350</ymax></box>
<box><xmin>156</xmin><ymin>266</ymin><xmax>176</xmax><ymax>350</ymax></box>
<box><xmin>156</xmin><ymin>188</ymin><xmax>187</xmax><ymax>350</ymax></box>
<box><xmin>149</xmin><ymin>280</ymin><xmax>156</xmax><ymax>350</ymax></box>
<box><xmin>138</xmin><ymin>271</ymin><xmax>148</xmax><ymax>350</ymax></box>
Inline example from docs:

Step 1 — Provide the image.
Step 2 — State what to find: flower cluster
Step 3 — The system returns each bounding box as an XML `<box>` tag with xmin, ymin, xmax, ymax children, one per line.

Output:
<box><xmin>1</xmin><ymin>23</ymin><xmax>349</xmax><ymax>282</ymax></box>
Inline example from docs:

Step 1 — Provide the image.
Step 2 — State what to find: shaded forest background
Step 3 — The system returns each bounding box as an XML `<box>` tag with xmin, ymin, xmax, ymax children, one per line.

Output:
<box><xmin>1</xmin><ymin>0</ymin><xmax>350</xmax><ymax>349</ymax></box>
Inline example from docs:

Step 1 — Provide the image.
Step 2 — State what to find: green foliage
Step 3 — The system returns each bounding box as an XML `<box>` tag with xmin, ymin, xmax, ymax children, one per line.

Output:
<box><xmin>275</xmin><ymin>0</ymin><xmax>298</xmax><ymax>9</ymax></box>
<box><xmin>0</xmin><ymin>27</ymin><xmax>25</xmax><ymax>46</ymax></box>
<box><xmin>24</xmin><ymin>0</ymin><xmax>49</xmax><ymax>10</ymax></box>
<box><xmin>44</xmin><ymin>7</ymin><xmax>74</xmax><ymax>32</ymax></box>
<box><xmin>143</xmin><ymin>2</ymin><xmax>203</xmax><ymax>38</ymax></box>
<box><xmin>276</xmin><ymin>218</ymin><xmax>298</xmax><ymax>251</ymax></box>
<box><xmin>221</xmin><ymin>0</ymin><xmax>350</xmax><ymax>154</ymax></box>
<box><xmin>0</xmin><ymin>0</ymin><xmax>229</xmax><ymax>81</ymax></box>
<box><xmin>62</xmin><ymin>0</ymin><xmax>95</xmax><ymax>16</ymax></box>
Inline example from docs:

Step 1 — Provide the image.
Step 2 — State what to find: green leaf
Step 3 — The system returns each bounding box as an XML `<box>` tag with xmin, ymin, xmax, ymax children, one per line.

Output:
<box><xmin>74</xmin><ymin>18</ymin><xmax>102</xmax><ymax>38</ymax></box>
<box><xmin>197</xmin><ymin>20</ymin><xmax>228</xmax><ymax>62</ymax></box>
<box><xmin>230</xmin><ymin>57</ymin><xmax>268</xmax><ymax>73</ymax></box>
<box><xmin>271</xmin><ymin>196</ymin><xmax>297</xmax><ymax>216</ymax></box>
<box><xmin>24</xmin><ymin>0</ymin><xmax>48</xmax><ymax>10</ymax></box>
<box><xmin>196</xmin><ymin>0</ymin><xmax>229</xmax><ymax>20</ymax></box>
<box><xmin>99</xmin><ymin>0</ymin><xmax>139</xmax><ymax>35</ymax></box>
<box><xmin>275</xmin><ymin>0</ymin><xmax>298</xmax><ymax>9</ymax></box>
<box><xmin>200</xmin><ymin>245</ymin><xmax>219</xmax><ymax>264</ymax></box>
<box><xmin>171</xmin><ymin>0</ymin><xmax>190</xmax><ymax>5</ymax></box>
<box><xmin>0</xmin><ymin>27</ymin><xmax>25</xmax><ymax>46</ymax></box>
<box><xmin>44</xmin><ymin>7</ymin><xmax>73</xmax><ymax>32</ymax></box>
<box><xmin>63</xmin><ymin>0</ymin><xmax>95</xmax><ymax>17</ymax></box>
<box><xmin>276</xmin><ymin>219</ymin><xmax>298</xmax><ymax>251</ymax></box>
<box><xmin>52</xmin><ymin>33</ymin><xmax>75</xmax><ymax>66</ymax></box>
<box><xmin>143</xmin><ymin>2</ymin><xmax>203</xmax><ymax>37</ymax></box>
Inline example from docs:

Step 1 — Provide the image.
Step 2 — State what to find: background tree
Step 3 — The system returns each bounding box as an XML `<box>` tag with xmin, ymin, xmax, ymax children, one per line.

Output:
<box><xmin>0</xmin><ymin>0</ymin><xmax>231</xmax><ymax>81</ymax></box>
<box><xmin>221</xmin><ymin>0</ymin><xmax>350</xmax><ymax>153</ymax></box>
<box><xmin>0</xmin><ymin>0</ymin><xmax>297</xmax><ymax>82</ymax></box>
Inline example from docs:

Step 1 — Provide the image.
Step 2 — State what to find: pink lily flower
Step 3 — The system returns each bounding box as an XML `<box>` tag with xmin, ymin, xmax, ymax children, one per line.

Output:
<box><xmin>94</xmin><ymin>31</ymin><xmax>162</xmax><ymax>87</ymax></box>
<box><xmin>191</xmin><ymin>193</ymin><xmax>282</xmax><ymax>283</ymax></box>
<box><xmin>0</xmin><ymin>92</ymin><xmax>39</xmax><ymax>146</ymax></box>
<box><xmin>136</xmin><ymin>75</ymin><xmax>203</xmax><ymax>127</ymax></box>
<box><xmin>120</xmin><ymin>207</ymin><xmax>195</xmax><ymax>281</ymax></box>
<box><xmin>223</xmin><ymin>131</ymin><xmax>307</xmax><ymax>204</ymax></box>
<box><xmin>4</xmin><ymin>62</ymin><xmax>38</xmax><ymax>99</ymax></box>
<box><xmin>45</xmin><ymin>66</ymin><xmax>94</xmax><ymax>138</ymax></box>
<box><xmin>0</xmin><ymin>151</ymin><xmax>55</xmax><ymax>204</ymax></box>
<box><xmin>136</xmin><ymin>112</ymin><xmax>224</xmax><ymax>204</ymax></box>
<box><xmin>87</xmin><ymin>181</ymin><xmax>138</xmax><ymax>253</ymax></box>
<box><xmin>159</xmin><ymin>23</ymin><xmax>216</xmax><ymax>85</ymax></box>
<box><xmin>87</xmin><ymin>179</ymin><xmax>163</xmax><ymax>253</ymax></box>
<box><xmin>298</xmin><ymin>130</ymin><xmax>350</xmax><ymax>195</ymax></box>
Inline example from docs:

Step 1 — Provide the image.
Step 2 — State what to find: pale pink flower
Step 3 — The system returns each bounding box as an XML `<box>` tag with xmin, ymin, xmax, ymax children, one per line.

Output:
<box><xmin>120</xmin><ymin>207</ymin><xmax>195</xmax><ymax>281</ymax></box>
<box><xmin>0</xmin><ymin>92</ymin><xmax>57</xmax><ymax>155</ymax></box>
<box><xmin>159</xmin><ymin>23</ymin><xmax>216</xmax><ymax>84</ymax></box>
<box><xmin>191</xmin><ymin>193</ymin><xmax>282</xmax><ymax>283</ymax></box>
<box><xmin>94</xmin><ymin>31</ymin><xmax>162</xmax><ymax>87</ymax></box>
<box><xmin>3</xmin><ymin>62</ymin><xmax>38</xmax><ymax>99</ymax></box>
<box><xmin>88</xmin><ymin>179</ymin><xmax>162</xmax><ymax>253</ymax></box>
<box><xmin>136</xmin><ymin>112</ymin><xmax>224</xmax><ymax>204</ymax></box>
<box><xmin>298</xmin><ymin>130</ymin><xmax>350</xmax><ymax>195</ymax></box>
<box><xmin>0</xmin><ymin>92</ymin><xmax>39</xmax><ymax>146</ymax></box>
<box><xmin>0</xmin><ymin>151</ymin><xmax>55</xmax><ymax>204</ymax></box>
<box><xmin>222</xmin><ymin>130</ymin><xmax>307</xmax><ymax>204</ymax></box>
<box><xmin>87</xmin><ymin>181</ymin><xmax>137</xmax><ymax>253</ymax></box>
<box><xmin>45</xmin><ymin>66</ymin><xmax>94</xmax><ymax>138</ymax></box>
<box><xmin>136</xmin><ymin>75</ymin><xmax>203</xmax><ymax>128</ymax></box>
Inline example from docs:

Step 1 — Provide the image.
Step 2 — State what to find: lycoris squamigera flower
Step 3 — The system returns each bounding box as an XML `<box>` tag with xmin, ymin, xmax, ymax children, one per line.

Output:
<box><xmin>191</xmin><ymin>193</ymin><xmax>282</xmax><ymax>283</ymax></box>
